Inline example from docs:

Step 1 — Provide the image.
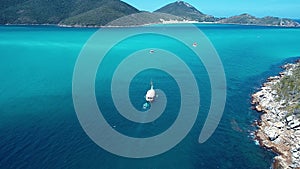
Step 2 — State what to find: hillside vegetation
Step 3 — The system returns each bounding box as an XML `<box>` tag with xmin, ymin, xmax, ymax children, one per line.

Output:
<box><xmin>60</xmin><ymin>1</ymin><xmax>139</xmax><ymax>26</ymax></box>
<box><xmin>0</xmin><ymin>0</ymin><xmax>299</xmax><ymax>27</ymax></box>
<box><xmin>107</xmin><ymin>12</ymin><xmax>184</xmax><ymax>27</ymax></box>
<box><xmin>273</xmin><ymin>63</ymin><xmax>300</xmax><ymax>117</ymax></box>
<box><xmin>155</xmin><ymin>1</ymin><xmax>218</xmax><ymax>22</ymax></box>
<box><xmin>218</xmin><ymin>13</ymin><xmax>300</xmax><ymax>27</ymax></box>
<box><xmin>0</xmin><ymin>0</ymin><xmax>139</xmax><ymax>26</ymax></box>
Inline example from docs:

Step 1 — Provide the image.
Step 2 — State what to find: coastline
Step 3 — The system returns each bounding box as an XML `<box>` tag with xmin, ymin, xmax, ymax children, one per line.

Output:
<box><xmin>2</xmin><ymin>21</ymin><xmax>300</xmax><ymax>29</ymax></box>
<box><xmin>252</xmin><ymin>60</ymin><xmax>300</xmax><ymax>169</ymax></box>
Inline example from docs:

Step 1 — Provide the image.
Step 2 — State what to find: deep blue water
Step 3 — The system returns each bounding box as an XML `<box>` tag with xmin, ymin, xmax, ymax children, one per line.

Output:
<box><xmin>294</xmin><ymin>19</ymin><xmax>300</xmax><ymax>23</ymax></box>
<box><xmin>1</xmin><ymin>24</ymin><xmax>300</xmax><ymax>169</ymax></box>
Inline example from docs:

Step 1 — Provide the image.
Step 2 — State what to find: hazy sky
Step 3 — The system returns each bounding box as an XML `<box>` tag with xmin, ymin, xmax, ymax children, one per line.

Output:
<box><xmin>122</xmin><ymin>0</ymin><xmax>300</xmax><ymax>19</ymax></box>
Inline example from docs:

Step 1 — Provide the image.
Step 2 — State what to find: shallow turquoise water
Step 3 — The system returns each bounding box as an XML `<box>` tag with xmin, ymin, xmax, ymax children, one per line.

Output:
<box><xmin>1</xmin><ymin>24</ymin><xmax>300</xmax><ymax>169</ymax></box>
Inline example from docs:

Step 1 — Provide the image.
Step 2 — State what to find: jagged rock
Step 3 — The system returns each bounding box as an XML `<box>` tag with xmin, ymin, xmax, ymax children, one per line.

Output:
<box><xmin>289</xmin><ymin>120</ymin><xmax>300</xmax><ymax>129</ymax></box>
<box><xmin>253</xmin><ymin>61</ymin><xmax>300</xmax><ymax>169</ymax></box>
<box><xmin>293</xmin><ymin>152</ymin><xmax>299</xmax><ymax>158</ymax></box>
<box><xmin>268</xmin><ymin>76</ymin><xmax>280</xmax><ymax>81</ymax></box>
<box><xmin>256</xmin><ymin>105</ymin><xmax>263</xmax><ymax>112</ymax></box>
<box><xmin>280</xmin><ymin>100</ymin><xmax>286</xmax><ymax>106</ymax></box>
<box><xmin>278</xmin><ymin>112</ymin><xmax>287</xmax><ymax>119</ymax></box>
<box><xmin>294</xmin><ymin>126</ymin><xmax>300</xmax><ymax>131</ymax></box>
<box><xmin>273</xmin><ymin>135</ymin><xmax>283</xmax><ymax>144</ymax></box>
<box><xmin>274</xmin><ymin>122</ymin><xmax>285</xmax><ymax>128</ymax></box>
<box><xmin>287</xmin><ymin>116</ymin><xmax>294</xmax><ymax>122</ymax></box>
<box><xmin>266</xmin><ymin>127</ymin><xmax>280</xmax><ymax>141</ymax></box>
<box><xmin>294</xmin><ymin>130</ymin><xmax>300</xmax><ymax>137</ymax></box>
<box><xmin>271</xmin><ymin>90</ymin><xmax>278</xmax><ymax>95</ymax></box>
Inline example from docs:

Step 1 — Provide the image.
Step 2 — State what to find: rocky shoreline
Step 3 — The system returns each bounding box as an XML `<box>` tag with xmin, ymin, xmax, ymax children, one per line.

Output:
<box><xmin>252</xmin><ymin>60</ymin><xmax>300</xmax><ymax>169</ymax></box>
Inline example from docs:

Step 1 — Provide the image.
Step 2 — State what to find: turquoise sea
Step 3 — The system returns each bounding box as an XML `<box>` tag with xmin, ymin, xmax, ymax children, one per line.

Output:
<box><xmin>1</xmin><ymin>24</ymin><xmax>300</xmax><ymax>169</ymax></box>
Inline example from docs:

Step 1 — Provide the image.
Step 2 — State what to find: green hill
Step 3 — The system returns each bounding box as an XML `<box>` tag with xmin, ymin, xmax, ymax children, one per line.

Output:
<box><xmin>107</xmin><ymin>12</ymin><xmax>184</xmax><ymax>27</ymax></box>
<box><xmin>155</xmin><ymin>1</ymin><xmax>217</xmax><ymax>22</ymax></box>
<box><xmin>0</xmin><ymin>0</ymin><xmax>139</xmax><ymax>26</ymax></box>
<box><xmin>60</xmin><ymin>1</ymin><xmax>139</xmax><ymax>26</ymax></box>
<box><xmin>0</xmin><ymin>0</ymin><xmax>299</xmax><ymax>27</ymax></box>
<box><xmin>218</xmin><ymin>13</ymin><xmax>300</xmax><ymax>27</ymax></box>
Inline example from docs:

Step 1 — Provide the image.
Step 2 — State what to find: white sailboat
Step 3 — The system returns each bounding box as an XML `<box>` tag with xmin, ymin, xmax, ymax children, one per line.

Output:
<box><xmin>145</xmin><ymin>81</ymin><xmax>155</xmax><ymax>102</ymax></box>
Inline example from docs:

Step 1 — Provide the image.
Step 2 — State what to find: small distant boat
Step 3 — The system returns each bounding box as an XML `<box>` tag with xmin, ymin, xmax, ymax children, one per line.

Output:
<box><xmin>193</xmin><ymin>42</ymin><xmax>198</xmax><ymax>47</ymax></box>
<box><xmin>149</xmin><ymin>49</ymin><xmax>155</xmax><ymax>54</ymax></box>
<box><xmin>145</xmin><ymin>81</ymin><xmax>155</xmax><ymax>102</ymax></box>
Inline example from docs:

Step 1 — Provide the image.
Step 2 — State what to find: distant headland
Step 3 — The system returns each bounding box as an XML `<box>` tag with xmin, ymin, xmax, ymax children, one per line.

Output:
<box><xmin>0</xmin><ymin>0</ymin><xmax>299</xmax><ymax>27</ymax></box>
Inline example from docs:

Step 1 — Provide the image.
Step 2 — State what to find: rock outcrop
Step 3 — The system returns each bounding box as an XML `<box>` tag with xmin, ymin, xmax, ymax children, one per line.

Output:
<box><xmin>252</xmin><ymin>61</ymin><xmax>300</xmax><ymax>169</ymax></box>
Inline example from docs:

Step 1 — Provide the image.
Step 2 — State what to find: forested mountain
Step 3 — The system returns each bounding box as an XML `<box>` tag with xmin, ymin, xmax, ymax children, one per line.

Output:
<box><xmin>155</xmin><ymin>1</ymin><xmax>217</xmax><ymax>22</ymax></box>
<box><xmin>218</xmin><ymin>13</ymin><xmax>300</xmax><ymax>27</ymax></box>
<box><xmin>0</xmin><ymin>0</ymin><xmax>299</xmax><ymax>27</ymax></box>
<box><xmin>0</xmin><ymin>0</ymin><xmax>139</xmax><ymax>26</ymax></box>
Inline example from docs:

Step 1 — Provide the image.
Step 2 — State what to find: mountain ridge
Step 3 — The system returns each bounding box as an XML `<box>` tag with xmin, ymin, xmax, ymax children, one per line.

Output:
<box><xmin>0</xmin><ymin>0</ymin><xmax>139</xmax><ymax>26</ymax></box>
<box><xmin>218</xmin><ymin>13</ymin><xmax>300</xmax><ymax>27</ymax></box>
<box><xmin>0</xmin><ymin>0</ymin><xmax>299</xmax><ymax>27</ymax></box>
<box><xmin>155</xmin><ymin>1</ymin><xmax>218</xmax><ymax>22</ymax></box>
